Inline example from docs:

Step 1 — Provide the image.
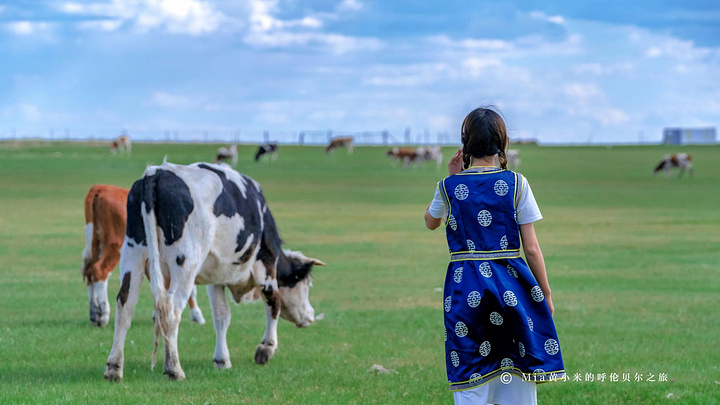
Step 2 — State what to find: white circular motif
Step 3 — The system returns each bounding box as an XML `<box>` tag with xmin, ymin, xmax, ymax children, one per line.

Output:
<box><xmin>489</xmin><ymin>312</ymin><xmax>503</xmax><ymax>325</ymax></box>
<box><xmin>466</xmin><ymin>239</ymin><xmax>475</xmax><ymax>251</ymax></box>
<box><xmin>453</xmin><ymin>267</ymin><xmax>463</xmax><ymax>283</ymax></box>
<box><xmin>455</xmin><ymin>322</ymin><xmax>468</xmax><ymax>337</ymax></box>
<box><xmin>479</xmin><ymin>341</ymin><xmax>491</xmax><ymax>357</ymax></box>
<box><xmin>503</xmin><ymin>291</ymin><xmax>518</xmax><ymax>307</ymax></box>
<box><xmin>454</xmin><ymin>184</ymin><xmax>469</xmax><ymax>200</ymax></box>
<box><xmin>451</xmin><ymin>351</ymin><xmax>460</xmax><ymax>367</ymax></box>
<box><xmin>507</xmin><ymin>265</ymin><xmax>518</xmax><ymax>278</ymax></box>
<box><xmin>444</xmin><ymin>296</ymin><xmax>451</xmax><ymax>312</ymax></box>
<box><xmin>470</xmin><ymin>373</ymin><xmax>481</xmax><ymax>381</ymax></box>
<box><xmin>518</xmin><ymin>342</ymin><xmax>525</xmax><ymax>357</ymax></box>
<box><xmin>477</xmin><ymin>210</ymin><xmax>492</xmax><ymax>227</ymax></box>
<box><xmin>479</xmin><ymin>262</ymin><xmax>493</xmax><ymax>278</ymax></box>
<box><xmin>467</xmin><ymin>291</ymin><xmax>482</xmax><ymax>307</ymax></box>
<box><xmin>444</xmin><ymin>328</ymin><xmax>447</xmax><ymax>342</ymax></box>
<box><xmin>544</xmin><ymin>339</ymin><xmax>559</xmax><ymax>355</ymax></box>
<box><xmin>501</xmin><ymin>358</ymin><xmax>514</xmax><ymax>368</ymax></box>
<box><xmin>531</xmin><ymin>286</ymin><xmax>545</xmax><ymax>302</ymax></box>
<box><xmin>527</xmin><ymin>316</ymin><xmax>534</xmax><ymax>331</ymax></box>
<box><xmin>494</xmin><ymin>180</ymin><xmax>509</xmax><ymax>196</ymax></box>
<box><xmin>448</xmin><ymin>215</ymin><xmax>457</xmax><ymax>231</ymax></box>
<box><xmin>500</xmin><ymin>235</ymin><xmax>508</xmax><ymax>249</ymax></box>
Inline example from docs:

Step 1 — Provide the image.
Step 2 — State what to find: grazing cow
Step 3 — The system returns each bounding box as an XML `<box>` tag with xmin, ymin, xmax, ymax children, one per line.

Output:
<box><xmin>326</xmin><ymin>136</ymin><xmax>353</xmax><ymax>154</ymax></box>
<box><xmin>416</xmin><ymin>146</ymin><xmax>443</xmax><ymax>167</ymax></box>
<box><xmin>386</xmin><ymin>147</ymin><xmax>418</xmax><ymax>167</ymax></box>
<box><xmin>110</xmin><ymin>136</ymin><xmax>132</xmax><ymax>155</ymax></box>
<box><xmin>104</xmin><ymin>162</ymin><xmax>324</xmax><ymax>381</ymax></box>
<box><xmin>507</xmin><ymin>149</ymin><xmax>520</xmax><ymax>169</ymax></box>
<box><xmin>82</xmin><ymin>185</ymin><xmax>206</xmax><ymax>327</ymax></box>
<box><xmin>215</xmin><ymin>145</ymin><xmax>238</xmax><ymax>167</ymax></box>
<box><xmin>255</xmin><ymin>143</ymin><xmax>278</xmax><ymax>162</ymax></box>
<box><xmin>386</xmin><ymin>146</ymin><xmax>443</xmax><ymax>168</ymax></box>
<box><xmin>654</xmin><ymin>153</ymin><xmax>693</xmax><ymax>178</ymax></box>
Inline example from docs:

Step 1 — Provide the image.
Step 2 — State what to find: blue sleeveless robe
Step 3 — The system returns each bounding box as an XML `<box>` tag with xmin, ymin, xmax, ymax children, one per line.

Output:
<box><xmin>439</xmin><ymin>167</ymin><xmax>565</xmax><ymax>391</ymax></box>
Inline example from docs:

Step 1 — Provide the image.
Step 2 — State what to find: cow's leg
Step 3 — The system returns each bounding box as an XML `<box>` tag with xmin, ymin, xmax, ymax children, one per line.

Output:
<box><xmin>90</xmin><ymin>243</ymin><xmax>121</xmax><ymax>327</ymax></box>
<box><xmin>255</xmin><ymin>287</ymin><xmax>280</xmax><ymax>365</ymax></box>
<box><xmin>104</xmin><ymin>247</ymin><xmax>145</xmax><ymax>381</ymax></box>
<box><xmin>162</xmin><ymin>280</ymin><xmax>196</xmax><ymax>381</ymax></box>
<box><xmin>81</xmin><ymin>223</ymin><xmax>93</xmax><ymax>277</ymax></box>
<box><xmin>188</xmin><ymin>285</ymin><xmax>206</xmax><ymax>325</ymax></box>
<box><xmin>207</xmin><ymin>284</ymin><xmax>232</xmax><ymax>369</ymax></box>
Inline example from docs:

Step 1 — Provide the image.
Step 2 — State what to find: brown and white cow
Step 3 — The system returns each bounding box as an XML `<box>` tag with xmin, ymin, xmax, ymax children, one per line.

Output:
<box><xmin>215</xmin><ymin>145</ymin><xmax>238</xmax><ymax>167</ymax></box>
<box><xmin>654</xmin><ymin>153</ymin><xmax>693</xmax><ymax>178</ymax></box>
<box><xmin>326</xmin><ymin>136</ymin><xmax>353</xmax><ymax>154</ymax></box>
<box><xmin>104</xmin><ymin>162</ymin><xmax>323</xmax><ymax>381</ymax></box>
<box><xmin>386</xmin><ymin>146</ymin><xmax>442</xmax><ymax>167</ymax></box>
<box><xmin>110</xmin><ymin>136</ymin><xmax>132</xmax><ymax>155</ymax></box>
<box><xmin>82</xmin><ymin>185</ymin><xmax>205</xmax><ymax>327</ymax></box>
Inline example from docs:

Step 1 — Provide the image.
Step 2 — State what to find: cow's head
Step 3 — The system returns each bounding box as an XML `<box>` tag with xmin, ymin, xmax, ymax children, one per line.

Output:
<box><xmin>276</xmin><ymin>250</ymin><xmax>325</xmax><ymax>328</ymax></box>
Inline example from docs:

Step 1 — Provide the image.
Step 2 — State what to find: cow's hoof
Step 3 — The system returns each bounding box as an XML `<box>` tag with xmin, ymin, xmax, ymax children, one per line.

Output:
<box><xmin>213</xmin><ymin>358</ymin><xmax>232</xmax><ymax>370</ymax></box>
<box><xmin>254</xmin><ymin>343</ymin><xmax>275</xmax><ymax>365</ymax></box>
<box><xmin>164</xmin><ymin>368</ymin><xmax>186</xmax><ymax>381</ymax></box>
<box><xmin>190</xmin><ymin>310</ymin><xmax>206</xmax><ymax>325</ymax></box>
<box><xmin>104</xmin><ymin>363</ymin><xmax>123</xmax><ymax>382</ymax></box>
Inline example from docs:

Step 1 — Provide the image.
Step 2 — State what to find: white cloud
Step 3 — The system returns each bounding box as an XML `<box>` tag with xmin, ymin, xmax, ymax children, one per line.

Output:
<box><xmin>462</xmin><ymin>58</ymin><xmax>504</xmax><ymax>77</ymax></box>
<box><xmin>1</xmin><ymin>104</ymin><xmax>42</xmax><ymax>121</ymax></box>
<box><xmin>245</xmin><ymin>30</ymin><xmax>381</xmax><ymax>54</ymax></box>
<box><xmin>59</xmin><ymin>0</ymin><xmax>225</xmax><ymax>35</ymax></box>
<box><xmin>77</xmin><ymin>20</ymin><xmax>123</xmax><ymax>31</ymax></box>
<box><xmin>529</xmin><ymin>11</ymin><xmax>566</xmax><ymax>25</ymax></box>
<box><xmin>595</xmin><ymin>108</ymin><xmax>630</xmax><ymax>126</ymax></box>
<box><xmin>149</xmin><ymin>92</ymin><xmax>198</xmax><ymax>109</ymax></box>
<box><xmin>338</xmin><ymin>0</ymin><xmax>363</xmax><ymax>12</ymax></box>
<box><xmin>242</xmin><ymin>0</ymin><xmax>380</xmax><ymax>53</ymax></box>
<box><xmin>563</xmin><ymin>82</ymin><xmax>604</xmax><ymax>102</ymax></box>
<box><xmin>429</xmin><ymin>35</ymin><xmax>511</xmax><ymax>51</ymax></box>
<box><xmin>645</xmin><ymin>46</ymin><xmax>662</xmax><ymax>58</ymax></box>
<box><xmin>362</xmin><ymin>63</ymin><xmax>453</xmax><ymax>87</ymax></box>
<box><xmin>4</xmin><ymin>21</ymin><xmax>52</xmax><ymax>35</ymax></box>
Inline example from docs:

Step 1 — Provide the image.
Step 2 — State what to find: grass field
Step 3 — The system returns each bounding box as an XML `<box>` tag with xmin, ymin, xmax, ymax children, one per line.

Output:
<box><xmin>0</xmin><ymin>141</ymin><xmax>719</xmax><ymax>404</ymax></box>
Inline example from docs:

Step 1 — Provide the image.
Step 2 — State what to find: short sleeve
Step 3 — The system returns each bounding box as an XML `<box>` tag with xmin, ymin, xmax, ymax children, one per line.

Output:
<box><xmin>516</xmin><ymin>176</ymin><xmax>542</xmax><ymax>224</ymax></box>
<box><xmin>428</xmin><ymin>182</ymin><xmax>447</xmax><ymax>219</ymax></box>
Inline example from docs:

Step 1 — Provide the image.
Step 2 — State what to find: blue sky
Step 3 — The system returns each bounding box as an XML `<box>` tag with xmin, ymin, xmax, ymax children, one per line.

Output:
<box><xmin>1</xmin><ymin>0</ymin><xmax>719</xmax><ymax>143</ymax></box>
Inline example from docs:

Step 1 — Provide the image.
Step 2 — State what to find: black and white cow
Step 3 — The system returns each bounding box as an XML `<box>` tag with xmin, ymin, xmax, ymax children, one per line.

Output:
<box><xmin>104</xmin><ymin>162</ymin><xmax>324</xmax><ymax>381</ymax></box>
<box><xmin>255</xmin><ymin>143</ymin><xmax>278</xmax><ymax>162</ymax></box>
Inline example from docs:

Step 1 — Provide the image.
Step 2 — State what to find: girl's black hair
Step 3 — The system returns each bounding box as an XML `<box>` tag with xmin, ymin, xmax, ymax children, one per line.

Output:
<box><xmin>461</xmin><ymin>106</ymin><xmax>509</xmax><ymax>169</ymax></box>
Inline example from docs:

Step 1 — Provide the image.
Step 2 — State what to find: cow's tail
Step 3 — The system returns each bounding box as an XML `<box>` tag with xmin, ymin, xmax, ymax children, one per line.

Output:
<box><xmin>140</xmin><ymin>173</ymin><xmax>171</xmax><ymax>369</ymax></box>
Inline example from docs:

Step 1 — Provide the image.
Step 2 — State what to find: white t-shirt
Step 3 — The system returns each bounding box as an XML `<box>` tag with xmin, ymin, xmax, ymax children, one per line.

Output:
<box><xmin>428</xmin><ymin>175</ymin><xmax>542</xmax><ymax>225</ymax></box>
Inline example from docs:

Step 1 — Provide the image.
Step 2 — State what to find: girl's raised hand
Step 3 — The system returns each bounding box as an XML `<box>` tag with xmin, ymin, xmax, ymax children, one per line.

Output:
<box><xmin>448</xmin><ymin>148</ymin><xmax>463</xmax><ymax>175</ymax></box>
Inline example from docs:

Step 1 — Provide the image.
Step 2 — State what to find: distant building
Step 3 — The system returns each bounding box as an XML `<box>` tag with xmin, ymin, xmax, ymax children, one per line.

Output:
<box><xmin>663</xmin><ymin>127</ymin><xmax>716</xmax><ymax>145</ymax></box>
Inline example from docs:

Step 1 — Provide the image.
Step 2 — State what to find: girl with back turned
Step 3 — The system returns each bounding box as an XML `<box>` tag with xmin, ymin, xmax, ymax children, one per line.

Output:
<box><xmin>424</xmin><ymin>107</ymin><xmax>564</xmax><ymax>404</ymax></box>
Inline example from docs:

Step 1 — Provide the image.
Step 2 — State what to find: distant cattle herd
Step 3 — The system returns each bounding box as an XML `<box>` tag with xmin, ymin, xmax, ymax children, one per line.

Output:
<box><xmin>93</xmin><ymin>135</ymin><xmax>692</xmax><ymax>381</ymax></box>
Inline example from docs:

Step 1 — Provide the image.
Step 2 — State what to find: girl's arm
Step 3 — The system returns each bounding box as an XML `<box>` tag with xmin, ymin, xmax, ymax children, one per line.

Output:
<box><xmin>519</xmin><ymin>222</ymin><xmax>554</xmax><ymax>316</ymax></box>
<box><xmin>425</xmin><ymin>206</ymin><xmax>443</xmax><ymax>230</ymax></box>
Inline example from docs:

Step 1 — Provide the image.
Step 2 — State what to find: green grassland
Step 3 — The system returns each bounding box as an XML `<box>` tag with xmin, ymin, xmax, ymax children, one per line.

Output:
<box><xmin>0</xmin><ymin>141</ymin><xmax>718</xmax><ymax>404</ymax></box>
